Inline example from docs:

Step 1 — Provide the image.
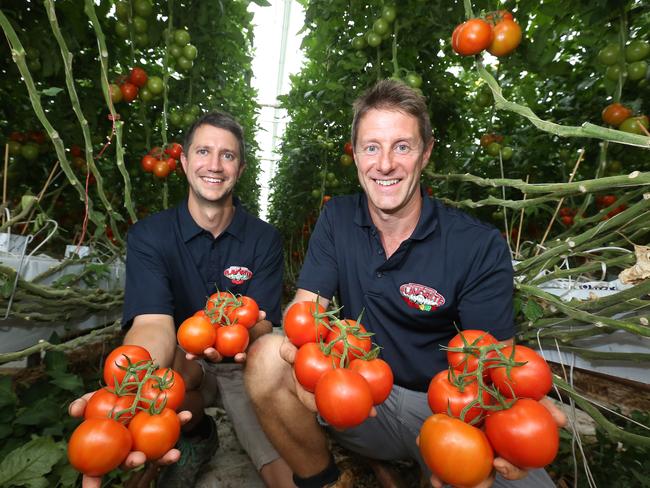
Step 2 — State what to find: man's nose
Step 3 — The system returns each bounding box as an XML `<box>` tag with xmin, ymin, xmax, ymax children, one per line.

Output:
<box><xmin>376</xmin><ymin>147</ymin><xmax>395</xmax><ymax>173</ymax></box>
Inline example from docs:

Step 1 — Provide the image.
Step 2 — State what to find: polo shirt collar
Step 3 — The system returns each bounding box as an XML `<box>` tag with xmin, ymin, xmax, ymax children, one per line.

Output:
<box><xmin>353</xmin><ymin>186</ymin><xmax>438</xmax><ymax>240</ymax></box>
<box><xmin>178</xmin><ymin>197</ymin><xmax>246</xmax><ymax>243</ymax></box>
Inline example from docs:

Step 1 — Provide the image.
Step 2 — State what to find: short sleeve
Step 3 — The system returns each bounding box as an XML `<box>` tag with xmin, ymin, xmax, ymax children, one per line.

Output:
<box><xmin>121</xmin><ymin>224</ymin><xmax>174</xmax><ymax>329</ymax></box>
<box><xmin>296</xmin><ymin>205</ymin><xmax>339</xmax><ymax>300</ymax></box>
<box><xmin>457</xmin><ymin>229</ymin><xmax>515</xmax><ymax>341</ymax></box>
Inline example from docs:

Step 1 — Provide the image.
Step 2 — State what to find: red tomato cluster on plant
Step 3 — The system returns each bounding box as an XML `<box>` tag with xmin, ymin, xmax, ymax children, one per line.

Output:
<box><xmin>559</xmin><ymin>207</ymin><xmax>577</xmax><ymax>226</ymax></box>
<box><xmin>177</xmin><ymin>291</ymin><xmax>258</xmax><ymax>357</ymax></box>
<box><xmin>68</xmin><ymin>345</ymin><xmax>184</xmax><ymax>476</ymax></box>
<box><xmin>419</xmin><ymin>329</ymin><xmax>559</xmax><ymax>486</ymax></box>
<box><xmin>284</xmin><ymin>302</ymin><xmax>394</xmax><ymax>429</ymax></box>
<box><xmin>601</xmin><ymin>102</ymin><xmax>649</xmax><ymax>135</ymax></box>
<box><xmin>140</xmin><ymin>143</ymin><xmax>182</xmax><ymax>179</ymax></box>
<box><xmin>595</xmin><ymin>195</ymin><xmax>627</xmax><ymax>220</ymax></box>
<box><xmin>452</xmin><ymin>11</ymin><xmax>522</xmax><ymax>57</ymax></box>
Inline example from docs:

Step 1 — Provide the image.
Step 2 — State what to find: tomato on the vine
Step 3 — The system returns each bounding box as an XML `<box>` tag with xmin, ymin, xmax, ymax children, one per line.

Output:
<box><xmin>619</xmin><ymin>115</ymin><xmax>649</xmax><ymax>135</ymax></box>
<box><xmin>488</xmin><ymin>345</ymin><xmax>552</xmax><ymax>400</ymax></box>
<box><xmin>165</xmin><ymin>142</ymin><xmax>183</xmax><ymax>159</ymax></box>
<box><xmin>447</xmin><ymin>330</ymin><xmax>497</xmax><ymax>373</ymax></box>
<box><xmin>166</xmin><ymin>157</ymin><xmax>177</xmax><ymax>172</ymax></box>
<box><xmin>214</xmin><ymin>323</ymin><xmax>249</xmax><ymax>357</ymax></box>
<box><xmin>427</xmin><ymin>370</ymin><xmax>491</xmax><ymax>424</ymax></box>
<box><xmin>349</xmin><ymin>357</ymin><xmax>393</xmax><ymax>405</ymax></box>
<box><xmin>84</xmin><ymin>388</ymin><xmax>138</xmax><ymax>424</ymax></box>
<box><xmin>315</xmin><ymin>368</ymin><xmax>373</xmax><ymax>429</ymax></box>
<box><xmin>451</xmin><ymin>19</ymin><xmax>493</xmax><ymax>56</ymax></box>
<box><xmin>120</xmin><ymin>82</ymin><xmax>139</xmax><ymax>103</ymax></box>
<box><xmin>294</xmin><ymin>342</ymin><xmax>336</xmax><ymax>393</ymax></box>
<box><xmin>128</xmin><ymin>67</ymin><xmax>148</xmax><ymax>87</ymax></box>
<box><xmin>484</xmin><ymin>398</ymin><xmax>559</xmax><ymax>469</ymax></box>
<box><xmin>177</xmin><ymin>315</ymin><xmax>216</xmax><ymax>355</ymax></box>
<box><xmin>326</xmin><ymin>319</ymin><xmax>372</xmax><ymax>365</ymax></box>
<box><xmin>226</xmin><ymin>296</ymin><xmax>259</xmax><ymax>328</ymax></box>
<box><xmin>487</xmin><ymin>18</ymin><xmax>522</xmax><ymax>57</ymax></box>
<box><xmin>129</xmin><ymin>408</ymin><xmax>181</xmax><ymax>460</ymax></box>
<box><xmin>343</xmin><ymin>141</ymin><xmax>353</xmax><ymax>156</ymax></box>
<box><xmin>153</xmin><ymin>159</ymin><xmax>171</xmax><ymax>178</ymax></box>
<box><xmin>141</xmin><ymin>154</ymin><xmax>157</xmax><ymax>173</ymax></box>
<box><xmin>140</xmin><ymin>368</ymin><xmax>186</xmax><ymax>411</ymax></box>
<box><xmin>68</xmin><ymin>417</ymin><xmax>132</xmax><ymax>476</ymax></box>
<box><xmin>283</xmin><ymin>301</ymin><xmax>330</xmax><ymax>347</ymax></box>
<box><xmin>602</xmin><ymin>103</ymin><xmax>633</xmax><ymax>127</ymax></box>
<box><xmin>103</xmin><ymin>345</ymin><xmax>152</xmax><ymax>388</ymax></box>
<box><xmin>419</xmin><ymin>414</ymin><xmax>493</xmax><ymax>487</ymax></box>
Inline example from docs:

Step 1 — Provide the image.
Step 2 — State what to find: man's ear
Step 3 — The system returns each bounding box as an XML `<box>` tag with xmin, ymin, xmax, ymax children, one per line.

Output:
<box><xmin>421</xmin><ymin>138</ymin><xmax>434</xmax><ymax>168</ymax></box>
<box><xmin>238</xmin><ymin>162</ymin><xmax>247</xmax><ymax>179</ymax></box>
<box><xmin>180</xmin><ymin>152</ymin><xmax>188</xmax><ymax>173</ymax></box>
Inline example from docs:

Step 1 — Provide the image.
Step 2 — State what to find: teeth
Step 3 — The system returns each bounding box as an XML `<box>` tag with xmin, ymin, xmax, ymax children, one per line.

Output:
<box><xmin>202</xmin><ymin>177</ymin><xmax>223</xmax><ymax>183</ymax></box>
<box><xmin>375</xmin><ymin>179</ymin><xmax>399</xmax><ymax>186</ymax></box>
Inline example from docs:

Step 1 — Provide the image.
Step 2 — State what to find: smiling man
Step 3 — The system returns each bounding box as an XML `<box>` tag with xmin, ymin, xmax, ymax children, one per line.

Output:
<box><xmin>245</xmin><ymin>80</ymin><xmax>565</xmax><ymax>488</ymax></box>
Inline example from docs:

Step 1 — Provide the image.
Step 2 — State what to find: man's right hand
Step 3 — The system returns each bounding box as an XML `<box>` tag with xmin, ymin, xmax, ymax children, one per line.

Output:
<box><xmin>68</xmin><ymin>391</ymin><xmax>192</xmax><ymax>488</ymax></box>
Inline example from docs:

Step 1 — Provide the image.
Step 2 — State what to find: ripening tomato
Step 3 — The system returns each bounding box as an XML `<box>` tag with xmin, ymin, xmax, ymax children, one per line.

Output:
<box><xmin>120</xmin><ymin>82</ymin><xmax>139</xmax><ymax>103</ymax></box>
<box><xmin>177</xmin><ymin>315</ymin><xmax>216</xmax><ymax>355</ymax></box>
<box><xmin>153</xmin><ymin>159</ymin><xmax>171</xmax><ymax>178</ymax></box>
<box><xmin>315</xmin><ymin>368</ymin><xmax>373</xmax><ymax>429</ymax></box>
<box><xmin>103</xmin><ymin>345</ymin><xmax>152</xmax><ymax>388</ymax></box>
<box><xmin>326</xmin><ymin>319</ymin><xmax>372</xmax><ymax>365</ymax></box>
<box><xmin>484</xmin><ymin>398</ymin><xmax>559</xmax><ymax>469</ymax></box>
<box><xmin>447</xmin><ymin>330</ymin><xmax>498</xmax><ymax>373</ymax></box>
<box><xmin>128</xmin><ymin>67</ymin><xmax>148</xmax><ymax>87</ymax></box>
<box><xmin>165</xmin><ymin>142</ymin><xmax>183</xmax><ymax>159</ymax></box>
<box><xmin>427</xmin><ymin>370</ymin><xmax>491</xmax><ymax>424</ymax></box>
<box><xmin>294</xmin><ymin>342</ymin><xmax>336</xmax><ymax>393</ymax></box>
<box><xmin>84</xmin><ymin>388</ymin><xmax>138</xmax><ymax>424</ymax></box>
<box><xmin>141</xmin><ymin>154</ymin><xmax>157</xmax><ymax>173</ymax></box>
<box><xmin>487</xmin><ymin>18</ymin><xmax>522</xmax><ymax>56</ymax></box>
<box><xmin>602</xmin><ymin>103</ymin><xmax>633</xmax><ymax>127</ymax></box>
<box><xmin>419</xmin><ymin>414</ymin><xmax>493</xmax><ymax>487</ymax></box>
<box><xmin>343</xmin><ymin>141</ymin><xmax>353</xmax><ymax>156</ymax></box>
<box><xmin>68</xmin><ymin>417</ymin><xmax>132</xmax><ymax>476</ymax></box>
<box><xmin>283</xmin><ymin>301</ymin><xmax>330</xmax><ymax>347</ymax></box>
<box><xmin>489</xmin><ymin>345</ymin><xmax>552</xmax><ymax>400</ymax></box>
<box><xmin>349</xmin><ymin>357</ymin><xmax>394</xmax><ymax>405</ymax></box>
<box><xmin>451</xmin><ymin>19</ymin><xmax>493</xmax><ymax>56</ymax></box>
<box><xmin>215</xmin><ymin>323</ymin><xmax>250</xmax><ymax>357</ymax></box>
<box><xmin>486</xmin><ymin>10</ymin><xmax>514</xmax><ymax>23</ymax></box>
<box><xmin>129</xmin><ymin>408</ymin><xmax>181</xmax><ymax>460</ymax></box>
<box><xmin>480</xmin><ymin>134</ymin><xmax>496</xmax><ymax>147</ymax></box>
<box><xmin>226</xmin><ymin>296</ymin><xmax>259</xmax><ymax>329</ymax></box>
<box><xmin>140</xmin><ymin>368</ymin><xmax>186</xmax><ymax>411</ymax></box>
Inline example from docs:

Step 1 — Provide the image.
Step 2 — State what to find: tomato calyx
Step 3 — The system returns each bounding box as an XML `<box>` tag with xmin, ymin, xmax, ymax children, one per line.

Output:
<box><xmin>324</xmin><ymin>314</ymin><xmax>374</xmax><ymax>367</ymax></box>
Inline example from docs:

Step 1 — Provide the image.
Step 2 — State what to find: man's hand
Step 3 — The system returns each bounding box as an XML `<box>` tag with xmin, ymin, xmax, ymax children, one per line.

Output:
<box><xmin>69</xmin><ymin>391</ymin><xmax>192</xmax><ymax>488</ymax></box>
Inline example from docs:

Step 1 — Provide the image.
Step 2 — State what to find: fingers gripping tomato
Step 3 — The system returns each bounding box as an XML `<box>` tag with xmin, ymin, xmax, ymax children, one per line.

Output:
<box><xmin>177</xmin><ymin>315</ymin><xmax>217</xmax><ymax>355</ymax></box>
<box><xmin>68</xmin><ymin>417</ymin><xmax>132</xmax><ymax>476</ymax></box>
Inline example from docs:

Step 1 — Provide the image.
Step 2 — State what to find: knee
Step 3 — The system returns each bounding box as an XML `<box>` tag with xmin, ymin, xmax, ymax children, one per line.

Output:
<box><xmin>245</xmin><ymin>334</ymin><xmax>289</xmax><ymax>401</ymax></box>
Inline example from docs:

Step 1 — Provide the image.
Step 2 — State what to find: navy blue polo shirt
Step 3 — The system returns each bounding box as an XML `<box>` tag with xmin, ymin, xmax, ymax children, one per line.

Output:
<box><xmin>297</xmin><ymin>190</ymin><xmax>514</xmax><ymax>392</ymax></box>
<box><xmin>122</xmin><ymin>198</ymin><xmax>283</xmax><ymax>329</ymax></box>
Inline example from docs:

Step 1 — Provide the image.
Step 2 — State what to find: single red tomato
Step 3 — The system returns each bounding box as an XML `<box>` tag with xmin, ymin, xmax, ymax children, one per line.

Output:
<box><xmin>488</xmin><ymin>18</ymin><xmax>522</xmax><ymax>56</ymax></box>
<box><xmin>294</xmin><ymin>342</ymin><xmax>336</xmax><ymax>393</ymax></box>
<box><xmin>128</xmin><ymin>67</ymin><xmax>148</xmax><ymax>87</ymax></box>
<box><xmin>451</xmin><ymin>19</ymin><xmax>493</xmax><ymax>56</ymax></box>
<box><xmin>349</xmin><ymin>357</ymin><xmax>394</xmax><ymax>405</ymax></box>
<box><xmin>326</xmin><ymin>319</ymin><xmax>372</xmax><ymax>365</ymax></box>
<box><xmin>84</xmin><ymin>388</ymin><xmax>138</xmax><ymax>424</ymax></box>
<box><xmin>140</xmin><ymin>368</ymin><xmax>186</xmax><ymax>412</ymax></box>
<box><xmin>315</xmin><ymin>368</ymin><xmax>373</xmax><ymax>429</ymax></box>
<box><xmin>427</xmin><ymin>370</ymin><xmax>491</xmax><ymax>424</ymax></box>
<box><xmin>129</xmin><ymin>408</ymin><xmax>181</xmax><ymax>460</ymax></box>
<box><xmin>68</xmin><ymin>417</ymin><xmax>132</xmax><ymax>476</ymax></box>
<box><xmin>602</xmin><ymin>103</ymin><xmax>633</xmax><ymax>127</ymax></box>
<box><xmin>560</xmin><ymin>215</ymin><xmax>574</xmax><ymax>226</ymax></box>
<box><xmin>419</xmin><ymin>414</ymin><xmax>493</xmax><ymax>487</ymax></box>
<box><xmin>283</xmin><ymin>301</ymin><xmax>330</xmax><ymax>347</ymax></box>
<box><xmin>166</xmin><ymin>157</ymin><xmax>177</xmax><ymax>172</ymax></box>
<box><xmin>446</xmin><ymin>330</ymin><xmax>498</xmax><ymax>373</ymax></box>
<box><xmin>484</xmin><ymin>398</ymin><xmax>559</xmax><ymax>469</ymax></box>
<box><xmin>215</xmin><ymin>323</ymin><xmax>250</xmax><ymax>357</ymax></box>
<box><xmin>103</xmin><ymin>345</ymin><xmax>152</xmax><ymax>388</ymax></box>
<box><xmin>152</xmin><ymin>159</ymin><xmax>170</xmax><ymax>178</ymax></box>
<box><xmin>489</xmin><ymin>345</ymin><xmax>552</xmax><ymax>400</ymax></box>
<box><xmin>70</xmin><ymin>144</ymin><xmax>83</xmax><ymax>157</ymax></box>
<box><xmin>141</xmin><ymin>154</ymin><xmax>157</xmax><ymax>173</ymax></box>
<box><xmin>177</xmin><ymin>315</ymin><xmax>216</xmax><ymax>355</ymax></box>
<box><xmin>165</xmin><ymin>142</ymin><xmax>183</xmax><ymax>159</ymax></box>
<box><xmin>120</xmin><ymin>82</ymin><xmax>139</xmax><ymax>103</ymax></box>
<box><xmin>226</xmin><ymin>296</ymin><xmax>259</xmax><ymax>329</ymax></box>
<box><xmin>343</xmin><ymin>141</ymin><xmax>353</xmax><ymax>156</ymax></box>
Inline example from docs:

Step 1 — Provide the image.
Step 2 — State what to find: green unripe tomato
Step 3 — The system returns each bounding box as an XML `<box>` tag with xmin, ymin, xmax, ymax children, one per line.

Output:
<box><xmin>597</xmin><ymin>44</ymin><xmax>621</xmax><ymax>65</ymax></box>
<box><xmin>146</xmin><ymin>76</ymin><xmax>164</xmax><ymax>95</ymax></box>
<box><xmin>627</xmin><ymin>60</ymin><xmax>648</xmax><ymax>81</ymax></box>
<box><xmin>405</xmin><ymin>72</ymin><xmax>422</xmax><ymax>89</ymax></box>
<box><xmin>139</xmin><ymin>87</ymin><xmax>153</xmax><ymax>102</ymax></box>
<box><xmin>20</xmin><ymin>143</ymin><xmax>39</xmax><ymax>160</ymax></box>
<box><xmin>618</xmin><ymin>115</ymin><xmax>649</xmax><ymax>135</ymax></box>
<box><xmin>115</xmin><ymin>1</ymin><xmax>130</xmax><ymax>21</ymax></box>
<box><xmin>133</xmin><ymin>0</ymin><xmax>152</xmax><ymax>17</ymax></box>
<box><xmin>176</xmin><ymin>56</ymin><xmax>193</xmax><ymax>72</ymax></box>
<box><xmin>169</xmin><ymin>44</ymin><xmax>182</xmax><ymax>59</ymax></box>
<box><xmin>173</xmin><ymin>29</ymin><xmax>191</xmax><ymax>47</ymax></box>
<box><xmin>381</xmin><ymin>5</ymin><xmax>397</xmax><ymax>23</ymax></box>
<box><xmin>500</xmin><ymin>146</ymin><xmax>513</xmax><ymax>160</ymax></box>
<box><xmin>367</xmin><ymin>31</ymin><xmax>382</xmax><ymax>48</ymax></box>
<box><xmin>169</xmin><ymin>111</ymin><xmax>182</xmax><ymax>127</ymax></box>
<box><xmin>373</xmin><ymin>18</ymin><xmax>390</xmax><ymax>36</ymax></box>
<box><xmin>115</xmin><ymin>21</ymin><xmax>129</xmax><ymax>39</ymax></box>
<box><xmin>351</xmin><ymin>35</ymin><xmax>367</xmax><ymax>50</ymax></box>
<box><xmin>182</xmin><ymin>112</ymin><xmax>195</xmax><ymax>126</ymax></box>
<box><xmin>486</xmin><ymin>142</ymin><xmax>502</xmax><ymax>156</ymax></box>
<box><xmin>605</xmin><ymin>64</ymin><xmax>625</xmax><ymax>82</ymax></box>
<box><xmin>132</xmin><ymin>16</ymin><xmax>148</xmax><ymax>34</ymax></box>
<box><xmin>134</xmin><ymin>32</ymin><xmax>149</xmax><ymax>48</ymax></box>
<box><xmin>625</xmin><ymin>39</ymin><xmax>650</xmax><ymax>62</ymax></box>
<box><xmin>183</xmin><ymin>44</ymin><xmax>198</xmax><ymax>60</ymax></box>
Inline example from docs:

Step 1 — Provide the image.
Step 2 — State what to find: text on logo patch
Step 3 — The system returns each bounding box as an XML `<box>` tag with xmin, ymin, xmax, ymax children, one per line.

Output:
<box><xmin>399</xmin><ymin>283</ymin><xmax>445</xmax><ymax>311</ymax></box>
<box><xmin>224</xmin><ymin>266</ymin><xmax>253</xmax><ymax>285</ymax></box>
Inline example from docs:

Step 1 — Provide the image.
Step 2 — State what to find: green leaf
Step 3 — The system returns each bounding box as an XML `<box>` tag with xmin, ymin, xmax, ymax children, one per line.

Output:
<box><xmin>48</xmin><ymin>370</ymin><xmax>83</xmax><ymax>392</ymax></box>
<box><xmin>40</xmin><ymin>87</ymin><xmax>63</xmax><ymax>97</ymax></box>
<box><xmin>15</xmin><ymin>397</ymin><xmax>61</xmax><ymax>427</ymax></box>
<box><xmin>250</xmin><ymin>0</ymin><xmax>271</xmax><ymax>6</ymax></box>
<box><xmin>0</xmin><ymin>377</ymin><xmax>16</xmax><ymax>409</ymax></box>
<box><xmin>0</xmin><ymin>436</ymin><xmax>63</xmax><ymax>488</ymax></box>
<box><xmin>524</xmin><ymin>300</ymin><xmax>544</xmax><ymax>322</ymax></box>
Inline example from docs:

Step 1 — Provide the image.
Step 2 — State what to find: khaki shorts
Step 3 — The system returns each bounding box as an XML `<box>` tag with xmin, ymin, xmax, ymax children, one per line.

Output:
<box><xmin>201</xmin><ymin>361</ymin><xmax>279</xmax><ymax>470</ymax></box>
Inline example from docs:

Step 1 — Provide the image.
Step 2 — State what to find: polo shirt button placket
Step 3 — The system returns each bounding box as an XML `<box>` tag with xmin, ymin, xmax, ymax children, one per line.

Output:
<box><xmin>376</xmin><ymin>271</ymin><xmax>383</xmax><ymax>278</ymax></box>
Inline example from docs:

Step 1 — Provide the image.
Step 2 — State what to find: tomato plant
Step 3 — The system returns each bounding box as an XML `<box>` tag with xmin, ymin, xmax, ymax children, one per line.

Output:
<box><xmin>447</xmin><ymin>330</ymin><xmax>497</xmax><ymax>373</ymax></box>
<box><xmin>349</xmin><ymin>357</ymin><xmax>394</xmax><ymax>405</ymax></box>
<box><xmin>602</xmin><ymin>103</ymin><xmax>633</xmax><ymax>127</ymax></box>
<box><xmin>129</xmin><ymin>408</ymin><xmax>181</xmax><ymax>460</ymax></box>
<box><xmin>140</xmin><ymin>368</ymin><xmax>186</xmax><ymax>411</ymax></box>
<box><xmin>451</xmin><ymin>19</ymin><xmax>493</xmax><ymax>56</ymax></box>
<box><xmin>427</xmin><ymin>370</ymin><xmax>491</xmax><ymax>424</ymax></box>
<box><xmin>84</xmin><ymin>388</ymin><xmax>138</xmax><ymax>424</ymax></box>
<box><xmin>283</xmin><ymin>301</ymin><xmax>330</xmax><ymax>347</ymax></box>
<box><xmin>315</xmin><ymin>368</ymin><xmax>373</xmax><ymax>429</ymax></box>
<box><xmin>68</xmin><ymin>417</ymin><xmax>132</xmax><ymax>476</ymax></box>
<box><xmin>214</xmin><ymin>323</ymin><xmax>250</xmax><ymax>357</ymax></box>
<box><xmin>103</xmin><ymin>345</ymin><xmax>152</xmax><ymax>388</ymax></box>
<box><xmin>177</xmin><ymin>315</ymin><xmax>217</xmax><ymax>355</ymax></box>
<box><xmin>488</xmin><ymin>18</ymin><xmax>522</xmax><ymax>56</ymax></box>
<box><xmin>488</xmin><ymin>345</ymin><xmax>552</xmax><ymax>400</ymax></box>
<box><xmin>484</xmin><ymin>398</ymin><xmax>559</xmax><ymax>469</ymax></box>
<box><xmin>419</xmin><ymin>414</ymin><xmax>493</xmax><ymax>487</ymax></box>
<box><xmin>294</xmin><ymin>342</ymin><xmax>336</xmax><ymax>392</ymax></box>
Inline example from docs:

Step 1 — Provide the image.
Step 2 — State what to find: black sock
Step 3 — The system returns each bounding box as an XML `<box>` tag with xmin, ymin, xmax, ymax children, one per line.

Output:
<box><xmin>292</xmin><ymin>456</ymin><xmax>340</xmax><ymax>488</ymax></box>
<box><xmin>183</xmin><ymin>413</ymin><xmax>213</xmax><ymax>440</ymax></box>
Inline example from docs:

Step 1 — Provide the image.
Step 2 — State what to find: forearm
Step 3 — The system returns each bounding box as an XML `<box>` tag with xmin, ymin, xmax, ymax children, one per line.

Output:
<box><xmin>123</xmin><ymin>314</ymin><xmax>177</xmax><ymax>368</ymax></box>
<box><xmin>248</xmin><ymin>318</ymin><xmax>273</xmax><ymax>343</ymax></box>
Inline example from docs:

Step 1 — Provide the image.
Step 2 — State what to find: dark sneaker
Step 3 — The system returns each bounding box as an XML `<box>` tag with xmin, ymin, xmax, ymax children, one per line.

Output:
<box><xmin>156</xmin><ymin>415</ymin><xmax>219</xmax><ymax>487</ymax></box>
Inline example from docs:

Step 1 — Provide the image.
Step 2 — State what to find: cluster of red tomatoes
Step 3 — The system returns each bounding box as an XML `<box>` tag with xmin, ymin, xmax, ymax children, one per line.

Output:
<box><xmin>177</xmin><ymin>292</ymin><xmax>259</xmax><ymax>358</ymax></box>
<box><xmin>479</xmin><ymin>132</ymin><xmax>514</xmax><ymax>160</ymax></box>
<box><xmin>419</xmin><ymin>330</ymin><xmax>559</xmax><ymax>487</ymax></box>
<box><xmin>68</xmin><ymin>345</ymin><xmax>184</xmax><ymax>476</ymax></box>
<box><xmin>284</xmin><ymin>301</ymin><xmax>394</xmax><ymax>429</ymax></box>
<box><xmin>601</xmin><ymin>102</ymin><xmax>649</xmax><ymax>136</ymax></box>
<box><xmin>595</xmin><ymin>194</ymin><xmax>627</xmax><ymax>220</ymax></box>
<box><xmin>452</xmin><ymin>10</ymin><xmax>522</xmax><ymax>57</ymax></box>
<box><xmin>140</xmin><ymin>143</ymin><xmax>183</xmax><ymax>179</ymax></box>
<box><xmin>109</xmin><ymin>67</ymin><xmax>165</xmax><ymax>105</ymax></box>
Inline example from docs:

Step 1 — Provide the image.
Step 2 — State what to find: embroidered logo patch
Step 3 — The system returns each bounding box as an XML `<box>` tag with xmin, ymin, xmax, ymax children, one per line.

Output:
<box><xmin>224</xmin><ymin>266</ymin><xmax>253</xmax><ymax>285</ymax></box>
<box><xmin>399</xmin><ymin>283</ymin><xmax>445</xmax><ymax>312</ymax></box>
